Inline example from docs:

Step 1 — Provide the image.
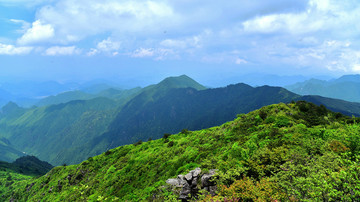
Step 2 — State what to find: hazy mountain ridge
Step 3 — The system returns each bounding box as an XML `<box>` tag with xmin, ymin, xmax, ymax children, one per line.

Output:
<box><xmin>286</xmin><ymin>74</ymin><xmax>360</xmax><ymax>102</ymax></box>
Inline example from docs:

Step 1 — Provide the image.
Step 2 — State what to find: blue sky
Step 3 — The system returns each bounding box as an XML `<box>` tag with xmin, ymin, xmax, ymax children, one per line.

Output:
<box><xmin>1</xmin><ymin>0</ymin><xmax>360</xmax><ymax>85</ymax></box>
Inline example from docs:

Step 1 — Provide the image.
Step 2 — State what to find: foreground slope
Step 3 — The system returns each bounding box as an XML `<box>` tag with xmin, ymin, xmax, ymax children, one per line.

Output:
<box><xmin>0</xmin><ymin>156</ymin><xmax>53</xmax><ymax>198</ymax></box>
<box><xmin>7</xmin><ymin>102</ymin><xmax>360</xmax><ymax>201</ymax></box>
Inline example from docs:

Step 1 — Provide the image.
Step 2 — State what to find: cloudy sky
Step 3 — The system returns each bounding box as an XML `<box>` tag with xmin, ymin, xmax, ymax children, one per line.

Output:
<box><xmin>0</xmin><ymin>0</ymin><xmax>359</xmax><ymax>85</ymax></box>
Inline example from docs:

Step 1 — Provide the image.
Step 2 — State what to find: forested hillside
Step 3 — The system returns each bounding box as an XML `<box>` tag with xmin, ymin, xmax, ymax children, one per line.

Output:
<box><xmin>5</xmin><ymin>102</ymin><xmax>360</xmax><ymax>201</ymax></box>
<box><xmin>2</xmin><ymin>75</ymin><xmax>360</xmax><ymax>167</ymax></box>
<box><xmin>0</xmin><ymin>98</ymin><xmax>119</xmax><ymax>165</ymax></box>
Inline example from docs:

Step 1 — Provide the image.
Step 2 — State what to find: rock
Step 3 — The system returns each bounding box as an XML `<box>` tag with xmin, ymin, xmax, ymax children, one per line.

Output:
<box><xmin>179</xmin><ymin>183</ymin><xmax>192</xmax><ymax>200</ymax></box>
<box><xmin>177</xmin><ymin>175</ymin><xmax>187</xmax><ymax>186</ymax></box>
<box><xmin>193</xmin><ymin>167</ymin><xmax>201</xmax><ymax>177</ymax></box>
<box><xmin>201</xmin><ymin>169</ymin><xmax>217</xmax><ymax>196</ymax></box>
<box><xmin>166</xmin><ymin>167</ymin><xmax>217</xmax><ymax>201</ymax></box>
<box><xmin>184</xmin><ymin>172</ymin><xmax>193</xmax><ymax>181</ymax></box>
<box><xmin>201</xmin><ymin>169</ymin><xmax>217</xmax><ymax>187</ymax></box>
<box><xmin>166</xmin><ymin>179</ymin><xmax>180</xmax><ymax>187</ymax></box>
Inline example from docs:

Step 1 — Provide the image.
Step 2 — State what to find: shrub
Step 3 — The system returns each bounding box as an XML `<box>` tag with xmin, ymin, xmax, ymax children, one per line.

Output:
<box><xmin>259</xmin><ymin>110</ymin><xmax>267</xmax><ymax>120</ymax></box>
<box><xmin>163</xmin><ymin>133</ymin><xmax>171</xmax><ymax>139</ymax></box>
<box><xmin>181</xmin><ymin>129</ymin><xmax>190</xmax><ymax>134</ymax></box>
<box><xmin>134</xmin><ymin>140</ymin><xmax>143</xmax><ymax>146</ymax></box>
<box><xmin>167</xmin><ymin>141</ymin><xmax>174</xmax><ymax>147</ymax></box>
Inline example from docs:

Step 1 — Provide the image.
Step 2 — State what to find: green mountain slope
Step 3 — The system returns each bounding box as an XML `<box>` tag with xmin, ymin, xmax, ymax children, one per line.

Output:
<box><xmin>6</xmin><ymin>102</ymin><xmax>360</xmax><ymax>201</ymax></box>
<box><xmin>286</xmin><ymin>74</ymin><xmax>360</xmax><ymax>102</ymax></box>
<box><xmin>2</xmin><ymin>75</ymin><xmax>360</xmax><ymax>168</ymax></box>
<box><xmin>35</xmin><ymin>91</ymin><xmax>96</xmax><ymax>106</ymax></box>
<box><xmin>0</xmin><ymin>75</ymin><xmax>204</xmax><ymax>165</ymax></box>
<box><xmin>36</xmin><ymin>87</ymin><xmax>142</xmax><ymax>107</ymax></box>
<box><xmin>99</xmin><ymin>84</ymin><xmax>299</xmax><ymax>148</ymax></box>
<box><xmin>0</xmin><ymin>138</ymin><xmax>25</xmax><ymax>162</ymax></box>
<box><xmin>0</xmin><ymin>98</ymin><xmax>119</xmax><ymax>166</ymax></box>
<box><xmin>299</xmin><ymin>95</ymin><xmax>360</xmax><ymax>116</ymax></box>
<box><xmin>93</xmin><ymin>82</ymin><xmax>360</xmax><ymax>154</ymax></box>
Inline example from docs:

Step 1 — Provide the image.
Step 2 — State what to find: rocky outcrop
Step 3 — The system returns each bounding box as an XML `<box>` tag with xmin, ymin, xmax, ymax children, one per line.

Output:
<box><xmin>166</xmin><ymin>167</ymin><xmax>217</xmax><ymax>201</ymax></box>
<box><xmin>201</xmin><ymin>169</ymin><xmax>217</xmax><ymax>196</ymax></box>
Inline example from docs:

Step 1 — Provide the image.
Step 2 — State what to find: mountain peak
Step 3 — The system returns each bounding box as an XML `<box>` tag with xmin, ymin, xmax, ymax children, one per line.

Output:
<box><xmin>1</xmin><ymin>101</ymin><xmax>21</xmax><ymax>114</ymax></box>
<box><xmin>158</xmin><ymin>75</ymin><xmax>206</xmax><ymax>91</ymax></box>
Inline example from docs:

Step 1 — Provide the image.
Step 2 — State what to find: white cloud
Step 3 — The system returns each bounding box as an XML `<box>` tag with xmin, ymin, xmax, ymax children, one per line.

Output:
<box><xmin>0</xmin><ymin>43</ymin><xmax>33</xmax><ymax>55</ymax></box>
<box><xmin>130</xmin><ymin>48</ymin><xmax>174</xmax><ymax>60</ymax></box>
<box><xmin>44</xmin><ymin>46</ymin><xmax>81</xmax><ymax>56</ymax></box>
<box><xmin>17</xmin><ymin>20</ymin><xmax>54</xmax><ymax>45</ymax></box>
<box><xmin>160</xmin><ymin>36</ymin><xmax>202</xmax><ymax>49</ymax></box>
<box><xmin>97</xmin><ymin>38</ymin><xmax>121</xmax><ymax>52</ymax></box>
<box><xmin>30</xmin><ymin>0</ymin><xmax>176</xmax><ymax>43</ymax></box>
<box><xmin>242</xmin><ymin>0</ymin><xmax>360</xmax><ymax>36</ymax></box>
<box><xmin>3</xmin><ymin>0</ymin><xmax>360</xmax><ymax>76</ymax></box>
<box><xmin>235</xmin><ymin>58</ymin><xmax>248</xmax><ymax>65</ymax></box>
<box><xmin>131</xmin><ymin>48</ymin><xmax>155</xmax><ymax>58</ymax></box>
<box><xmin>86</xmin><ymin>48</ymin><xmax>99</xmax><ymax>56</ymax></box>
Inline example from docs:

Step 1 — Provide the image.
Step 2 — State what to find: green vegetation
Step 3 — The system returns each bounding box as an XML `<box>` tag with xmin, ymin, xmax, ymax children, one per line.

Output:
<box><xmin>5</xmin><ymin>101</ymin><xmax>360</xmax><ymax>201</ymax></box>
<box><xmin>0</xmin><ymin>155</ymin><xmax>53</xmax><ymax>200</ymax></box>
<box><xmin>2</xmin><ymin>75</ymin><xmax>360</xmax><ymax>168</ymax></box>
<box><xmin>0</xmin><ymin>97</ymin><xmax>119</xmax><ymax>165</ymax></box>
<box><xmin>0</xmin><ymin>169</ymin><xmax>31</xmax><ymax>199</ymax></box>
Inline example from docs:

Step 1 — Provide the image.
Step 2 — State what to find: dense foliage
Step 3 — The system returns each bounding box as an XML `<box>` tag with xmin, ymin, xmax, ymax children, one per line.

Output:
<box><xmin>6</xmin><ymin>101</ymin><xmax>360</xmax><ymax>201</ymax></box>
<box><xmin>0</xmin><ymin>155</ymin><xmax>53</xmax><ymax>200</ymax></box>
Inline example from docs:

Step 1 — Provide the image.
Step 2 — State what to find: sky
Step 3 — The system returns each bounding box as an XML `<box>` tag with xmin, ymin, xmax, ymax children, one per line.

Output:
<box><xmin>0</xmin><ymin>0</ymin><xmax>360</xmax><ymax>86</ymax></box>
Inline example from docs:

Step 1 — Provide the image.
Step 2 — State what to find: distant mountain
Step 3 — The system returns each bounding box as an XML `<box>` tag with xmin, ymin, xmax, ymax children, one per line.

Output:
<box><xmin>2</xmin><ymin>75</ymin><xmax>360</xmax><ymax>167</ymax></box>
<box><xmin>201</xmin><ymin>73</ymin><xmax>333</xmax><ymax>87</ymax></box>
<box><xmin>93</xmin><ymin>80</ymin><xmax>360</xmax><ymax>155</ymax></box>
<box><xmin>35</xmin><ymin>87</ymin><xmax>142</xmax><ymax>107</ymax></box>
<box><xmin>35</xmin><ymin>91</ymin><xmax>96</xmax><ymax>106</ymax></box>
<box><xmin>80</xmin><ymin>83</ymin><xmax>116</xmax><ymax>94</ymax></box>
<box><xmin>0</xmin><ymin>75</ymin><xmax>204</xmax><ymax>165</ymax></box>
<box><xmin>0</xmin><ymin>80</ymin><xmax>126</xmax><ymax>107</ymax></box>
<box><xmin>333</xmin><ymin>74</ymin><xmax>360</xmax><ymax>83</ymax></box>
<box><xmin>96</xmin><ymin>83</ymin><xmax>299</xmax><ymax>149</ymax></box>
<box><xmin>299</xmin><ymin>95</ymin><xmax>360</xmax><ymax>117</ymax></box>
<box><xmin>286</xmin><ymin>74</ymin><xmax>360</xmax><ymax>102</ymax></box>
<box><xmin>0</xmin><ymin>97</ymin><xmax>119</xmax><ymax>165</ymax></box>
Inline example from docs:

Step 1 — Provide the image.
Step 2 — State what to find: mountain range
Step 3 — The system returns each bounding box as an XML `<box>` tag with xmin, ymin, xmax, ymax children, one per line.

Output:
<box><xmin>1</xmin><ymin>75</ymin><xmax>360</xmax><ymax>167</ymax></box>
